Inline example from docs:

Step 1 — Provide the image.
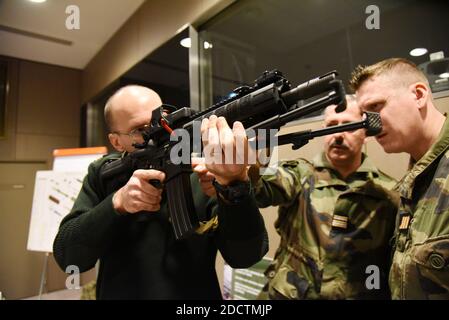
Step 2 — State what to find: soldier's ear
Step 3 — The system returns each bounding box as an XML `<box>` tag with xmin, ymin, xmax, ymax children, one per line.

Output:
<box><xmin>108</xmin><ymin>133</ymin><xmax>125</xmax><ymax>152</ymax></box>
<box><xmin>412</xmin><ymin>82</ymin><xmax>429</xmax><ymax>110</ymax></box>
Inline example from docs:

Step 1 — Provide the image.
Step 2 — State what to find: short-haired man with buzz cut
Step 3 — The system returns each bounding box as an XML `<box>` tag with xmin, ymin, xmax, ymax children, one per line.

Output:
<box><xmin>351</xmin><ymin>58</ymin><xmax>449</xmax><ymax>299</ymax></box>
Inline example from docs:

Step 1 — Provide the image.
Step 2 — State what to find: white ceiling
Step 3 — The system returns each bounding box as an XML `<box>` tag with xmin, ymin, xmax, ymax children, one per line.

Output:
<box><xmin>0</xmin><ymin>0</ymin><xmax>145</xmax><ymax>69</ymax></box>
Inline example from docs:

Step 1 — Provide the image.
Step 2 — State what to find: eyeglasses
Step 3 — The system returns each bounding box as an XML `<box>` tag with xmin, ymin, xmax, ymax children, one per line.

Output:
<box><xmin>112</xmin><ymin>124</ymin><xmax>150</xmax><ymax>143</ymax></box>
<box><xmin>110</xmin><ymin>104</ymin><xmax>178</xmax><ymax>143</ymax></box>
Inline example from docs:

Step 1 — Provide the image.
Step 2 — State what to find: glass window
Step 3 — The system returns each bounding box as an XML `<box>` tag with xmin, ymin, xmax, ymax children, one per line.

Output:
<box><xmin>122</xmin><ymin>28</ymin><xmax>190</xmax><ymax>108</ymax></box>
<box><xmin>198</xmin><ymin>0</ymin><xmax>449</xmax><ymax>111</ymax></box>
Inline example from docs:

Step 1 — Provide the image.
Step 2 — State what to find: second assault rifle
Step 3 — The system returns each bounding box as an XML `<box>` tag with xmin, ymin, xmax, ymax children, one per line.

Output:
<box><xmin>100</xmin><ymin>70</ymin><xmax>382</xmax><ymax>240</ymax></box>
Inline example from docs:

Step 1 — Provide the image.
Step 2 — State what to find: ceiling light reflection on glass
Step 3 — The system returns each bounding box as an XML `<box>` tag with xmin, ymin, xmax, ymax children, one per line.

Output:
<box><xmin>28</xmin><ymin>0</ymin><xmax>47</xmax><ymax>3</ymax></box>
<box><xmin>180</xmin><ymin>38</ymin><xmax>191</xmax><ymax>48</ymax></box>
<box><xmin>203</xmin><ymin>41</ymin><xmax>213</xmax><ymax>49</ymax></box>
<box><xmin>180</xmin><ymin>38</ymin><xmax>213</xmax><ymax>49</ymax></box>
<box><xmin>410</xmin><ymin>48</ymin><xmax>428</xmax><ymax>57</ymax></box>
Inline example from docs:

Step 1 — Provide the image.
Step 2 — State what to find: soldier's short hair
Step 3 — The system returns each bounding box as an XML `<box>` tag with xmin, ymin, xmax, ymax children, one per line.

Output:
<box><xmin>349</xmin><ymin>58</ymin><xmax>429</xmax><ymax>92</ymax></box>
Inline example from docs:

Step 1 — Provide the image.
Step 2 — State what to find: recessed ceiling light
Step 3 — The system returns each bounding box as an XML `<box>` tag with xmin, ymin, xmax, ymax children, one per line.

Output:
<box><xmin>28</xmin><ymin>0</ymin><xmax>47</xmax><ymax>3</ymax></box>
<box><xmin>180</xmin><ymin>38</ymin><xmax>191</xmax><ymax>48</ymax></box>
<box><xmin>409</xmin><ymin>48</ymin><xmax>428</xmax><ymax>57</ymax></box>
<box><xmin>440</xmin><ymin>73</ymin><xmax>449</xmax><ymax>79</ymax></box>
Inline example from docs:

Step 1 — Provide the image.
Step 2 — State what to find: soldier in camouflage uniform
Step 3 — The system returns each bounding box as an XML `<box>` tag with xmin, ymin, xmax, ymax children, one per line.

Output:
<box><xmin>352</xmin><ymin>58</ymin><xmax>449</xmax><ymax>299</ymax></box>
<box><xmin>251</xmin><ymin>97</ymin><xmax>399</xmax><ymax>299</ymax></box>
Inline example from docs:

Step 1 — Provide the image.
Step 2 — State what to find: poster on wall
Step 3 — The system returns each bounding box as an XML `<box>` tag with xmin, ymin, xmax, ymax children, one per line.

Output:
<box><xmin>26</xmin><ymin>147</ymin><xmax>107</xmax><ymax>253</ymax></box>
<box><xmin>26</xmin><ymin>171</ymin><xmax>85</xmax><ymax>253</ymax></box>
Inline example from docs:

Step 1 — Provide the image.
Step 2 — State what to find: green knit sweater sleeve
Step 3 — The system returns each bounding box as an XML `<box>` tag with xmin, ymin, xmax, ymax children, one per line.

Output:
<box><xmin>190</xmin><ymin>176</ymin><xmax>269</xmax><ymax>268</ymax></box>
<box><xmin>53</xmin><ymin>159</ymin><xmax>123</xmax><ymax>273</ymax></box>
<box><xmin>214</xmin><ymin>188</ymin><xmax>269</xmax><ymax>268</ymax></box>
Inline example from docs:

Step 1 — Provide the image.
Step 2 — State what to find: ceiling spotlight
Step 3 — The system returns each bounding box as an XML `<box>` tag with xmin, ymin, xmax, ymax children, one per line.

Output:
<box><xmin>28</xmin><ymin>0</ymin><xmax>47</xmax><ymax>3</ymax></box>
<box><xmin>409</xmin><ymin>48</ymin><xmax>428</xmax><ymax>57</ymax></box>
<box><xmin>440</xmin><ymin>73</ymin><xmax>449</xmax><ymax>79</ymax></box>
<box><xmin>180</xmin><ymin>38</ymin><xmax>191</xmax><ymax>48</ymax></box>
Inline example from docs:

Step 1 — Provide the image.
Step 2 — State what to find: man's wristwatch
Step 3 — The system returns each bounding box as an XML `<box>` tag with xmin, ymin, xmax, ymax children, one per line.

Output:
<box><xmin>212</xmin><ymin>179</ymin><xmax>251</xmax><ymax>204</ymax></box>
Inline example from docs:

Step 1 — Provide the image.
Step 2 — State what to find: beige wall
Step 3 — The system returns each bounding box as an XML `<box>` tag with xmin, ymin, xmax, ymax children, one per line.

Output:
<box><xmin>0</xmin><ymin>162</ymin><xmax>48</xmax><ymax>299</ymax></box>
<box><xmin>0</xmin><ymin>57</ymin><xmax>85</xmax><ymax>299</ymax></box>
<box><xmin>82</xmin><ymin>0</ymin><xmax>234</xmax><ymax>103</ymax></box>
<box><xmin>435</xmin><ymin>95</ymin><xmax>449</xmax><ymax>114</ymax></box>
<box><xmin>0</xmin><ymin>57</ymin><xmax>82</xmax><ymax>163</ymax></box>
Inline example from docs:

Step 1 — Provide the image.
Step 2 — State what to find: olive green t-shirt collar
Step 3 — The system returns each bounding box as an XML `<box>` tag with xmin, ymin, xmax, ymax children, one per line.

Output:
<box><xmin>312</xmin><ymin>152</ymin><xmax>379</xmax><ymax>177</ymax></box>
<box><xmin>398</xmin><ymin>116</ymin><xmax>449</xmax><ymax>198</ymax></box>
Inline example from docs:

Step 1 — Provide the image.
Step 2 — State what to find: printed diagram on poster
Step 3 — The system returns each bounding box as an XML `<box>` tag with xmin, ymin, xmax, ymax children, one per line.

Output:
<box><xmin>27</xmin><ymin>147</ymin><xmax>107</xmax><ymax>253</ymax></box>
<box><xmin>27</xmin><ymin>171</ymin><xmax>85</xmax><ymax>253</ymax></box>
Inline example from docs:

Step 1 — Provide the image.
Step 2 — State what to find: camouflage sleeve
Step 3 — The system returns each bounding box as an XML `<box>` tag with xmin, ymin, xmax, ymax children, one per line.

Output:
<box><xmin>249</xmin><ymin>159</ymin><xmax>312</xmax><ymax>208</ymax></box>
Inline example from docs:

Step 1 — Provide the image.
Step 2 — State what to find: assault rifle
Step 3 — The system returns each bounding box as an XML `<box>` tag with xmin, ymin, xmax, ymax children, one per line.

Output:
<box><xmin>100</xmin><ymin>70</ymin><xmax>382</xmax><ymax>239</ymax></box>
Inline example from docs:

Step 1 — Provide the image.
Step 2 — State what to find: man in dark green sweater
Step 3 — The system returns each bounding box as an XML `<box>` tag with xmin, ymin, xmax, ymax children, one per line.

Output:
<box><xmin>53</xmin><ymin>85</ymin><xmax>268</xmax><ymax>300</ymax></box>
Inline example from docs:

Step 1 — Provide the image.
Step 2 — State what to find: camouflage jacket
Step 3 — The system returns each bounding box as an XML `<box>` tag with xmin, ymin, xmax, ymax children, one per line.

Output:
<box><xmin>252</xmin><ymin>153</ymin><xmax>399</xmax><ymax>299</ymax></box>
<box><xmin>390</xmin><ymin>117</ymin><xmax>449</xmax><ymax>299</ymax></box>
